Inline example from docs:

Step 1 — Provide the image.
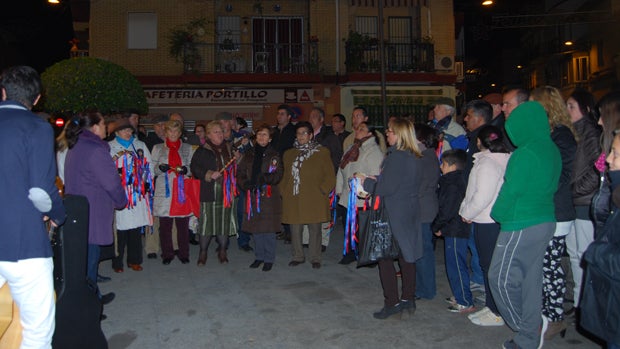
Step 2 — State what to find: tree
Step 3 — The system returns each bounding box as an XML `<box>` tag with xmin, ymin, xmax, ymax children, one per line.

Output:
<box><xmin>40</xmin><ymin>57</ymin><xmax>148</xmax><ymax>116</ymax></box>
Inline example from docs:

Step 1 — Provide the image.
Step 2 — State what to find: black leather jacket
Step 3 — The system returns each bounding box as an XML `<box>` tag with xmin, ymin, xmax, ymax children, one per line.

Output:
<box><xmin>571</xmin><ymin>117</ymin><xmax>602</xmax><ymax>206</ymax></box>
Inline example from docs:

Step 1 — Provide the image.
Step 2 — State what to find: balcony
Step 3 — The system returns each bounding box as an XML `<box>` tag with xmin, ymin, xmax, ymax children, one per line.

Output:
<box><xmin>181</xmin><ymin>42</ymin><xmax>319</xmax><ymax>75</ymax></box>
<box><xmin>344</xmin><ymin>41</ymin><xmax>435</xmax><ymax>73</ymax></box>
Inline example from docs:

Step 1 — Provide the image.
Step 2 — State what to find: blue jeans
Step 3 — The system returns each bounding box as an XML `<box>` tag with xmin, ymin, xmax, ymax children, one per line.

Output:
<box><xmin>445</xmin><ymin>236</ymin><xmax>473</xmax><ymax>306</ymax></box>
<box><xmin>87</xmin><ymin>243</ymin><xmax>101</xmax><ymax>297</ymax></box>
<box><xmin>609</xmin><ymin>342</ymin><xmax>620</xmax><ymax>349</ymax></box>
<box><xmin>468</xmin><ymin>226</ymin><xmax>484</xmax><ymax>285</ymax></box>
<box><xmin>415</xmin><ymin>223</ymin><xmax>436</xmax><ymax>299</ymax></box>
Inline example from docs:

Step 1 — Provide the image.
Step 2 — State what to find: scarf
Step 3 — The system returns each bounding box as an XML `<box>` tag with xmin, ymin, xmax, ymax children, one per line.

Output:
<box><xmin>206</xmin><ymin>140</ymin><xmax>231</xmax><ymax>170</ymax></box>
<box><xmin>291</xmin><ymin>140</ymin><xmax>321</xmax><ymax>195</ymax></box>
<box><xmin>340</xmin><ymin>135</ymin><xmax>372</xmax><ymax>169</ymax></box>
<box><xmin>166</xmin><ymin>138</ymin><xmax>182</xmax><ymax>169</ymax></box>
<box><xmin>116</xmin><ymin>135</ymin><xmax>135</xmax><ymax>149</ymax></box>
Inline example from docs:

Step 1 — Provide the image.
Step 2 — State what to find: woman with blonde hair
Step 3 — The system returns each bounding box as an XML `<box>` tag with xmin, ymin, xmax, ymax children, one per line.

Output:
<box><xmin>530</xmin><ymin>86</ymin><xmax>577</xmax><ymax>339</ymax></box>
<box><xmin>361</xmin><ymin>118</ymin><xmax>423</xmax><ymax>319</ymax></box>
<box><xmin>152</xmin><ymin>120</ymin><xmax>194</xmax><ymax>265</ymax></box>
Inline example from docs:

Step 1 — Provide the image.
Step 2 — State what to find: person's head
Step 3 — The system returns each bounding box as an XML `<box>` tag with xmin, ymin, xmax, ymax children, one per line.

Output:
<box><xmin>598</xmin><ymin>91</ymin><xmax>620</xmax><ymax>155</ymax></box>
<box><xmin>477</xmin><ymin>124</ymin><xmax>509</xmax><ymax>153</ymax></box>
<box><xmin>276</xmin><ymin>104</ymin><xmax>293</xmax><ymax>126</ymax></box>
<box><xmin>0</xmin><ymin>65</ymin><xmax>41</xmax><ymax>109</ymax></box>
<box><xmin>169</xmin><ymin>112</ymin><xmax>184</xmax><ymax>126</ymax></box>
<box><xmin>331</xmin><ymin>113</ymin><xmax>346</xmax><ymax>134</ymax></box>
<box><xmin>482</xmin><ymin>93</ymin><xmax>503</xmax><ymax>118</ymax></box>
<box><xmin>530</xmin><ymin>86</ymin><xmax>576</xmax><ymax>137</ymax></box>
<box><xmin>464</xmin><ymin>99</ymin><xmax>492</xmax><ymax>132</ymax></box>
<box><xmin>205</xmin><ymin>120</ymin><xmax>224</xmax><ymax>145</ymax></box>
<box><xmin>351</xmin><ymin>106</ymin><xmax>369</xmax><ymax>129</ymax></box>
<box><xmin>309</xmin><ymin>107</ymin><xmax>325</xmax><ymax>130</ymax></box>
<box><xmin>113</xmin><ymin>118</ymin><xmax>134</xmax><ymax>141</ymax></box>
<box><xmin>354</xmin><ymin>121</ymin><xmax>374</xmax><ymax>141</ymax></box>
<box><xmin>122</xmin><ymin>110</ymin><xmax>140</xmax><ymax>131</ymax></box>
<box><xmin>254</xmin><ymin>123</ymin><xmax>273</xmax><ymax>147</ymax></box>
<box><xmin>194</xmin><ymin>124</ymin><xmax>206</xmax><ymax>139</ymax></box>
<box><xmin>414</xmin><ymin>123</ymin><xmax>439</xmax><ymax>150</ymax></box>
<box><xmin>216</xmin><ymin>112</ymin><xmax>233</xmax><ymax>137</ymax></box>
<box><xmin>607</xmin><ymin>130</ymin><xmax>620</xmax><ymax>171</ymax></box>
<box><xmin>440</xmin><ymin>149</ymin><xmax>467</xmax><ymax>174</ymax></box>
<box><xmin>295</xmin><ymin>121</ymin><xmax>314</xmax><ymax>145</ymax></box>
<box><xmin>235</xmin><ymin>117</ymin><xmax>248</xmax><ymax>131</ymax></box>
<box><xmin>567</xmin><ymin>88</ymin><xmax>597</xmax><ymax>124</ymax></box>
<box><xmin>65</xmin><ymin>111</ymin><xmax>106</xmax><ymax>148</ymax></box>
<box><xmin>502</xmin><ymin>87</ymin><xmax>529</xmax><ymax>119</ymax></box>
<box><xmin>151</xmin><ymin>114</ymin><xmax>168</xmax><ymax>139</ymax></box>
<box><xmin>432</xmin><ymin>97</ymin><xmax>456</xmax><ymax>122</ymax></box>
<box><xmin>164</xmin><ymin>120</ymin><xmax>183</xmax><ymax>142</ymax></box>
<box><xmin>386</xmin><ymin>118</ymin><xmax>421</xmax><ymax>156</ymax></box>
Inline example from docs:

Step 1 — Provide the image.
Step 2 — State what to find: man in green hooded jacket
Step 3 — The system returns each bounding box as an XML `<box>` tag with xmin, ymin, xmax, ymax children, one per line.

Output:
<box><xmin>489</xmin><ymin>101</ymin><xmax>561</xmax><ymax>349</ymax></box>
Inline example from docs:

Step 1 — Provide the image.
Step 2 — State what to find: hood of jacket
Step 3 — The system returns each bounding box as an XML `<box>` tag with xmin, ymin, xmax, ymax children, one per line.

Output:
<box><xmin>505</xmin><ymin>101</ymin><xmax>551</xmax><ymax>148</ymax></box>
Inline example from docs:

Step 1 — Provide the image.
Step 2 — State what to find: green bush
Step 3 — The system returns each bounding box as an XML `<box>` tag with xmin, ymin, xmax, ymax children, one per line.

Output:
<box><xmin>40</xmin><ymin>57</ymin><xmax>148</xmax><ymax>116</ymax></box>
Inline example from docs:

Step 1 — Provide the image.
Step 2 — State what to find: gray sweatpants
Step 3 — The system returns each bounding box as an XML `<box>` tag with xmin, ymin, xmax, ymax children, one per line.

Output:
<box><xmin>489</xmin><ymin>222</ymin><xmax>555</xmax><ymax>349</ymax></box>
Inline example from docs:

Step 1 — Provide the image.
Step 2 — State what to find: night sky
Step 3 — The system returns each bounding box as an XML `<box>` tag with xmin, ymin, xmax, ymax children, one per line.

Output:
<box><xmin>0</xmin><ymin>0</ymin><xmax>75</xmax><ymax>73</ymax></box>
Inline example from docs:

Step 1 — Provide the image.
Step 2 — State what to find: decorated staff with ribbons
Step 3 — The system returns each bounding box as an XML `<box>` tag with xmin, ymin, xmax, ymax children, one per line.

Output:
<box><xmin>191</xmin><ymin>121</ymin><xmax>239</xmax><ymax>266</ymax></box>
<box><xmin>236</xmin><ymin>124</ymin><xmax>283</xmax><ymax>271</ymax></box>
<box><xmin>335</xmin><ymin>121</ymin><xmax>383</xmax><ymax>265</ymax></box>
<box><xmin>109</xmin><ymin>118</ymin><xmax>154</xmax><ymax>273</ymax></box>
<box><xmin>152</xmin><ymin>120</ymin><xmax>195</xmax><ymax>265</ymax></box>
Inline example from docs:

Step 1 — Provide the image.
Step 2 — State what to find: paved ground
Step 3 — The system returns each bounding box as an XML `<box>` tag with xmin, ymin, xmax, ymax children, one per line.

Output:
<box><xmin>99</xmin><ymin>225</ymin><xmax>602</xmax><ymax>349</ymax></box>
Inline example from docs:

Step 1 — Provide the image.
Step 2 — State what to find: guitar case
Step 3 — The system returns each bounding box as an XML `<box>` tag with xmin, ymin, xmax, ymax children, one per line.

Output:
<box><xmin>52</xmin><ymin>195</ymin><xmax>107</xmax><ymax>349</ymax></box>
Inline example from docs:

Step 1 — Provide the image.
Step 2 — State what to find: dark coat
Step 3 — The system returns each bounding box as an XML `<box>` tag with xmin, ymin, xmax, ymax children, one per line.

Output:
<box><xmin>237</xmin><ymin>146</ymin><xmax>283</xmax><ymax>233</ymax></box>
<box><xmin>0</xmin><ymin>101</ymin><xmax>65</xmax><ymax>261</ymax></box>
<box><xmin>431</xmin><ymin>170</ymin><xmax>469</xmax><ymax>238</ymax></box>
<box><xmin>551</xmin><ymin>125</ymin><xmax>577</xmax><ymax>222</ymax></box>
<box><xmin>272</xmin><ymin>123</ymin><xmax>296</xmax><ymax>156</ymax></box>
<box><xmin>419</xmin><ymin>147</ymin><xmax>440</xmax><ymax>223</ymax></box>
<box><xmin>572</xmin><ymin>116</ymin><xmax>602</xmax><ymax>206</ymax></box>
<box><xmin>65</xmin><ymin>130</ymin><xmax>128</xmax><ymax>245</ymax></box>
<box><xmin>190</xmin><ymin>142</ymin><xmax>234</xmax><ymax>203</ymax></box>
<box><xmin>581</xmin><ymin>183</ymin><xmax>620</xmax><ymax>344</ymax></box>
<box><xmin>314</xmin><ymin>126</ymin><xmax>343</xmax><ymax>172</ymax></box>
<box><xmin>363</xmin><ymin>147</ymin><xmax>423</xmax><ymax>263</ymax></box>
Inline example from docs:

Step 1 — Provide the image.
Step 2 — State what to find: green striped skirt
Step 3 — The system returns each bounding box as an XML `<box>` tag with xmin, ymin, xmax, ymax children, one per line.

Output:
<box><xmin>196</xmin><ymin>181</ymin><xmax>238</xmax><ymax>237</ymax></box>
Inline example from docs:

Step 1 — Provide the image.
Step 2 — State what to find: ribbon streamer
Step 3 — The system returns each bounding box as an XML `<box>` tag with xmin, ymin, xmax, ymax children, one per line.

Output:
<box><xmin>344</xmin><ymin>178</ymin><xmax>359</xmax><ymax>255</ymax></box>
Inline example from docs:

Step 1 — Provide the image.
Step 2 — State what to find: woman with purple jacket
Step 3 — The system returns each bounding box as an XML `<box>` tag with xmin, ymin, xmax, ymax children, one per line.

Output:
<box><xmin>64</xmin><ymin>111</ymin><xmax>127</xmax><ymax>303</ymax></box>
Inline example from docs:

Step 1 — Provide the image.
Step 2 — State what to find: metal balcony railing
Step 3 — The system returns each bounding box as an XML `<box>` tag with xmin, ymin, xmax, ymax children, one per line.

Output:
<box><xmin>344</xmin><ymin>42</ymin><xmax>435</xmax><ymax>73</ymax></box>
<box><xmin>182</xmin><ymin>42</ymin><xmax>319</xmax><ymax>74</ymax></box>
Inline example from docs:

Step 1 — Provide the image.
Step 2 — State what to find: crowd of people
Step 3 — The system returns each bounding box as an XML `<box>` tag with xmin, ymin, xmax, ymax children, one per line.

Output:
<box><xmin>2</xmin><ymin>64</ymin><xmax>620</xmax><ymax>349</ymax></box>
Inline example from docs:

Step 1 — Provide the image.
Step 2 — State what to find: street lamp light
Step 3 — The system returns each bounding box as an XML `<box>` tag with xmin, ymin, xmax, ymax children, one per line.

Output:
<box><xmin>482</xmin><ymin>1</ymin><xmax>494</xmax><ymax>6</ymax></box>
<box><xmin>48</xmin><ymin>0</ymin><xmax>60</xmax><ymax>3</ymax></box>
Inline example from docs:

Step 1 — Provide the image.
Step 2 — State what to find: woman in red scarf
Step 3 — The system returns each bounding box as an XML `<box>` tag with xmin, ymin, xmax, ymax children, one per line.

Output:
<box><xmin>152</xmin><ymin>120</ymin><xmax>195</xmax><ymax>265</ymax></box>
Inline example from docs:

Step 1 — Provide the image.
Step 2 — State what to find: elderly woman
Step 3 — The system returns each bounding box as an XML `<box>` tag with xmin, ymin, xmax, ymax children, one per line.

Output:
<box><xmin>152</xmin><ymin>120</ymin><xmax>194</xmax><ymax>265</ymax></box>
<box><xmin>361</xmin><ymin>118</ymin><xmax>423</xmax><ymax>320</ymax></box>
<box><xmin>64</xmin><ymin>111</ymin><xmax>127</xmax><ymax>304</ymax></box>
<box><xmin>108</xmin><ymin>118</ymin><xmax>153</xmax><ymax>273</ymax></box>
<box><xmin>191</xmin><ymin>121</ymin><xmax>238</xmax><ymax>266</ymax></box>
<box><xmin>237</xmin><ymin>124</ymin><xmax>283</xmax><ymax>271</ymax></box>
<box><xmin>280</xmin><ymin>121</ymin><xmax>335</xmax><ymax>269</ymax></box>
<box><xmin>335</xmin><ymin>121</ymin><xmax>383</xmax><ymax>264</ymax></box>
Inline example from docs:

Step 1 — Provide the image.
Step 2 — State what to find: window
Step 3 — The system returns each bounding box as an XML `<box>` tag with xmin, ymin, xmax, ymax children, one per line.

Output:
<box><xmin>572</xmin><ymin>56</ymin><xmax>589</xmax><ymax>83</ymax></box>
<box><xmin>252</xmin><ymin>17</ymin><xmax>303</xmax><ymax>72</ymax></box>
<box><xmin>217</xmin><ymin>16</ymin><xmax>241</xmax><ymax>50</ymax></box>
<box><xmin>127</xmin><ymin>13</ymin><xmax>157</xmax><ymax>49</ymax></box>
<box><xmin>355</xmin><ymin>16</ymin><xmax>378</xmax><ymax>38</ymax></box>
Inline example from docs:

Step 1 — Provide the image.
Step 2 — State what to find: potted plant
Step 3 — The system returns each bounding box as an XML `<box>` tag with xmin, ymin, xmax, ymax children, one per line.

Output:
<box><xmin>168</xmin><ymin>18</ymin><xmax>208</xmax><ymax>72</ymax></box>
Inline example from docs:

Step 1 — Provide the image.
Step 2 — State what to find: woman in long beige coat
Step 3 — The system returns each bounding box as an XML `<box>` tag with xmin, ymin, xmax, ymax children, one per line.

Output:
<box><xmin>280</xmin><ymin>121</ymin><xmax>335</xmax><ymax>269</ymax></box>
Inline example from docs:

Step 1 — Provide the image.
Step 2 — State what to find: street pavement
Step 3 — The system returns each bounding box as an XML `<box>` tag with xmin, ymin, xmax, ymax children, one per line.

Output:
<box><xmin>99</xmin><ymin>225</ymin><xmax>602</xmax><ymax>349</ymax></box>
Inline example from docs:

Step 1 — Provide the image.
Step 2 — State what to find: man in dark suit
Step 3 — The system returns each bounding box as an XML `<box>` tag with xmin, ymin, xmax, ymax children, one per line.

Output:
<box><xmin>0</xmin><ymin>65</ymin><xmax>66</xmax><ymax>348</ymax></box>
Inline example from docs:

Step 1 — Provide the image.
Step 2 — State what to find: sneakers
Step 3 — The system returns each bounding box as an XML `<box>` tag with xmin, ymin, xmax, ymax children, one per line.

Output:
<box><xmin>447</xmin><ymin>303</ymin><xmax>475</xmax><ymax>313</ymax></box>
<box><xmin>502</xmin><ymin>339</ymin><xmax>522</xmax><ymax>349</ymax></box>
<box><xmin>468</xmin><ymin>306</ymin><xmax>490</xmax><ymax>320</ymax></box>
<box><xmin>471</xmin><ymin>308</ymin><xmax>505</xmax><ymax>327</ymax></box>
<box><xmin>445</xmin><ymin>296</ymin><xmax>456</xmax><ymax>305</ymax></box>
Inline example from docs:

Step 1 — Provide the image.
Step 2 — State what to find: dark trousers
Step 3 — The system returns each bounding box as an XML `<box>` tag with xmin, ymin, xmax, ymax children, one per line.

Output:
<box><xmin>474</xmin><ymin>222</ymin><xmax>500</xmax><ymax>314</ymax></box>
<box><xmin>87</xmin><ymin>243</ymin><xmax>101</xmax><ymax>297</ymax></box>
<box><xmin>415</xmin><ymin>222</ymin><xmax>436</xmax><ymax>299</ymax></box>
<box><xmin>112</xmin><ymin>227</ymin><xmax>143</xmax><ymax>269</ymax></box>
<box><xmin>254</xmin><ymin>233</ymin><xmax>276</xmax><ymax>263</ymax></box>
<box><xmin>236</xmin><ymin>192</ymin><xmax>252</xmax><ymax>248</ymax></box>
<box><xmin>160</xmin><ymin>216</ymin><xmax>190</xmax><ymax>260</ymax></box>
<box><xmin>378</xmin><ymin>256</ymin><xmax>416</xmax><ymax>307</ymax></box>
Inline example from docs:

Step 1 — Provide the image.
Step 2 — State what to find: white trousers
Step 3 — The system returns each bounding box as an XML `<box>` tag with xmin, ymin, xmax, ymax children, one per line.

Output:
<box><xmin>0</xmin><ymin>258</ymin><xmax>55</xmax><ymax>349</ymax></box>
<box><xmin>565</xmin><ymin>219</ymin><xmax>595</xmax><ymax>307</ymax></box>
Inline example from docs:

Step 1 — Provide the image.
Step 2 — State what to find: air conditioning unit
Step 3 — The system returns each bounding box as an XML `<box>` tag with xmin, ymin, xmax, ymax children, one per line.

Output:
<box><xmin>455</xmin><ymin>61</ymin><xmax>464</xmax><ymax>82</ymax></box>
<box><xmin>435</xmin><ymin>55</ymin><xmax>454</xmax><ymax>71</ymax></box>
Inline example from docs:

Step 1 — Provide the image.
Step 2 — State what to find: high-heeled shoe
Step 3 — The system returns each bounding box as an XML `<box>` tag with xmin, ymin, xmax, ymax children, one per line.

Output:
<box><xmin>544</xmin><ymin>320</ymin><xmax>567</xmax><ymax>340</ymax></box>
<box><xmin>197</xmin><ymin>250</ymin><xmax>207</xmax><ymax>266</ymax></box>
<box><xmin>128</xmin><ymin>264</ymin><xmax>143</xmax><ymax>271</ymax></box>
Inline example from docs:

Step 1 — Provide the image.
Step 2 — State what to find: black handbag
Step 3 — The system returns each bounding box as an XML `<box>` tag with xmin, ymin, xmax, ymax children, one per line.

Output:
<box><xmin>357</xmin><ymin>196</ymin><xmax>400</xmax><ymax>267</ymax></box>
